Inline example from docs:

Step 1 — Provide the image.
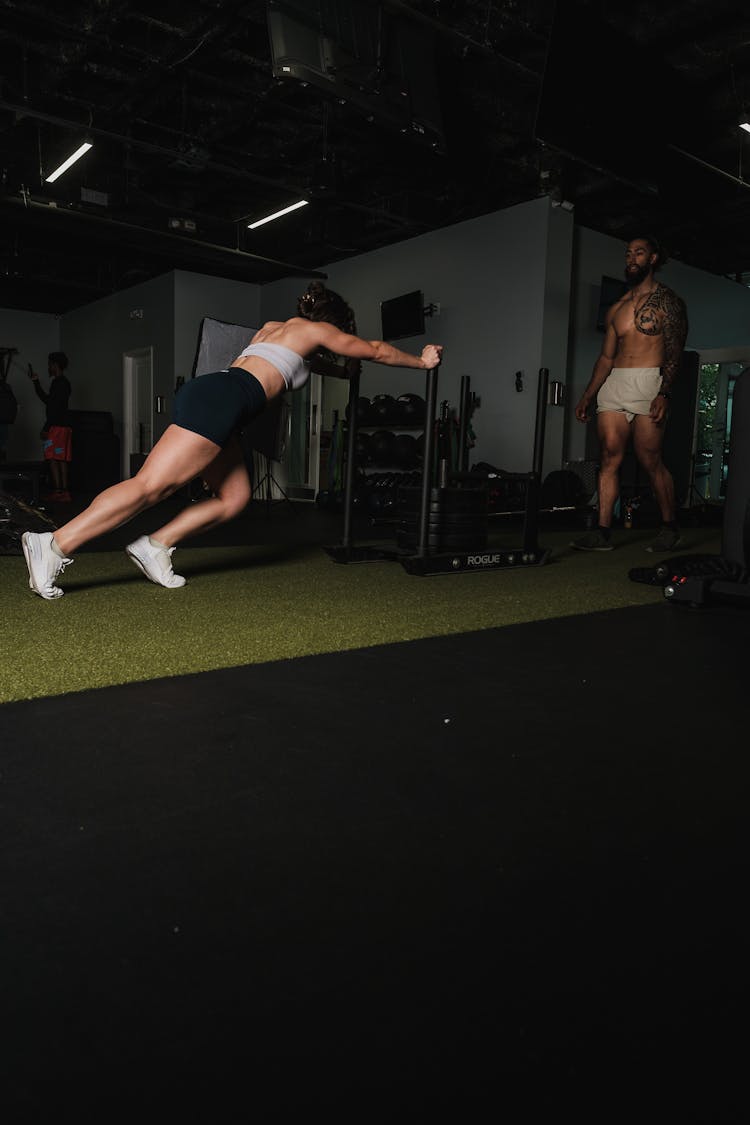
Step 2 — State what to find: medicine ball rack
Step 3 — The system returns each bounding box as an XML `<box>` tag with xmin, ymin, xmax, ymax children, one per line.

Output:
<box><xmin>325</xmin><ymin>364</ymin><xmax>552</xmax><ymax>576</ymax></box>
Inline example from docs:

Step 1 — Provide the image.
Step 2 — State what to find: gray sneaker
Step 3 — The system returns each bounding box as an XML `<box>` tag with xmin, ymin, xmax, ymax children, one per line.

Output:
<box><xmin>645</xmin><ymin>527</ymin><xmax>684</xmax><ymax>553</ymax></box>
<box><xmin>22</xmin><ymin>531</ymin><xmax>74</xmax><ymax>599</ymax></box>
<box><xmin>126</xmin><ymin>535</ymin><xmax>186</xmax><ymax>588</ymax></box>
<box><xmin>570</xmin><ymin>529</ymin><xmax>614</xmax><ymax>551</ymax></box>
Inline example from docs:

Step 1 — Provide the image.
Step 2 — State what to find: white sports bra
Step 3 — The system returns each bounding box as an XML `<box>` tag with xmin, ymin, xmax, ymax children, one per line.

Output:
<box><xmin>238</xmin><ymin>341</ymin><xmax>310</xmax><ymax>391</ymax></box>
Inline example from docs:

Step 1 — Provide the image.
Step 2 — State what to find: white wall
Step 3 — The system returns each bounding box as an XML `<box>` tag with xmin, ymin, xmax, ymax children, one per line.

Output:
<box><xmin>263</xmin><ymin>196</ymin><xmax>560</xmax><ymax>473</ymax></box>
<box><xmin>6</xmin><ymin>204</ymin><xmax>750</xmax><ymax>475</ymax></box>
<box><xmin>3</xmin><ymin>271</ymin><xmax>264</xmax><ymax>461</ymax></box>
<box><xmin>60</xmin><ymin>273</ymin><xmax>175</xmax><ymax>447</ymax></box>
<box><xmin>0</xmin><ymin>309</ymin><xmax>61</xmax><ymax>462</ymax></box>
<box><xmin>540</xmin><ymin>204</ymin><xmax>575</xmax><ymax>476</ymax></box>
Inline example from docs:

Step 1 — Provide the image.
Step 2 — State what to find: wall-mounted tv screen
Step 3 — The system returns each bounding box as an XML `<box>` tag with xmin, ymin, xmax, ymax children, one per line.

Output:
<box><xmin>596</xmin><ymin>275</ymin><xmax>629</xmax><ymax>331</ymax></box>
<box><xmin>381</xmin><ymin>290</ymin><xmax>425</xmax><ymax>341</ymax></box>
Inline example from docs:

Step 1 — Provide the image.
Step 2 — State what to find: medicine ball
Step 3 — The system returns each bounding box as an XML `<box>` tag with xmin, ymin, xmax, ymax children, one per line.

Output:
<box><xmin>370</xmin><ymin>393</ymin><xmax>398</xmax><ymax>425</ymax></box>
<box><xmin>345</xmin><ymin>396</ymin><xmax>373</xmax><ymax>425</ymax></box>
<box><xmin>394</xmin><ymin>432</ymin><xmax>418</xmax><ymax>468</ymax></box>
<box><xmin>370</xmin><ymin>429</ymin><xmax>397</xmax><ymax>466</ymax></box>
<box><xmin>354</xmin><ymin>431</ymin><xmax>372</xmax><ymax>466</ymax></box>
<box><xmin>396</xmin><ymin>392</ymin><xmax>426</xmax><ymax>424</ymax></box>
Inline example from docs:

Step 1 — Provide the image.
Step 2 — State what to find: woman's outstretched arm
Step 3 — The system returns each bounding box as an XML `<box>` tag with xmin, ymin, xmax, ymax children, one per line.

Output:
<box><xmin>313</xmin><ymin>323</ymin><xmax>442</xmax><ymax>369</ymax></box>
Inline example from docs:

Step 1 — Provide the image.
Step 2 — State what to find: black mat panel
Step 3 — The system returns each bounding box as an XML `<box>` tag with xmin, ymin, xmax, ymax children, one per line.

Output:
<box><xmin>2</xmin><ymin>603</ymin><xmax>747</xmax><ymax>1117</ymax></box>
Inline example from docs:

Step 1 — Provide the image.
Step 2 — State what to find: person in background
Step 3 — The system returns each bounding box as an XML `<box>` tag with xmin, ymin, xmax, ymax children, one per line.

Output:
<box><xmin>22</xmin><ymin>282</ymin><xmax>443</xmax><ymax>599</ymax></box>
<box><xmin>29</xmin><ymin>351</ymin><xmax>73</xmax><ymax>502</ymax></box>
<box><xmin>571</xmin><ymin>235</ymin><xmax>688</xmax><ymax>552</ymax></box>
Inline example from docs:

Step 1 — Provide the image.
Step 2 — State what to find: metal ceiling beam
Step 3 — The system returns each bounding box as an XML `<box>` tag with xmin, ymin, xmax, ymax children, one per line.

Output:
<box><xmin>384</xmin><ymin>0</ymin><xmax>542</xmax><ymax>81</ymax></box>
<box><xmin>0</xmin><ymin>95</ymin><xmax>427</xmax><ymax>232</ymax></box>
<box><xmin>0</xmin><ymin>97</ymin><xmax>305</xmax><ymax>196</ymax></box>
<box><xmin>1</xmin><ymin>193</ymin><xmax>327</xmax><ymax>278</ymax></box>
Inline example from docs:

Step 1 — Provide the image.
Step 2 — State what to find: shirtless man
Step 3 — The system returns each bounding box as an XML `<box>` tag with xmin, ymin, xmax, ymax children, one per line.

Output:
<box><xmin>571</xmin><ymin>235</ymin><xmax>689</xmax><ymax>552</ymax></box>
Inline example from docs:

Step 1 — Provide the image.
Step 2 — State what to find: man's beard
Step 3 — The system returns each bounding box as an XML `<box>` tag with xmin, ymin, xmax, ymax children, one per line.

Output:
<box><xmin>625</xmin><ymin>263</ymin><xmax>650</xmax><ymax>288</ymax></box>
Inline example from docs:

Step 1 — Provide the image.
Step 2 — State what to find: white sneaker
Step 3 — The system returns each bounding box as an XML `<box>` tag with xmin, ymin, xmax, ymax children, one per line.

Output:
<box><xmin>22</xmin><ymin>531</ymin><xmax>74</xmax><ymax>599</ymax></box>
<box><xmin>126</xmin><ymin>535</ymin><xmax>186</xmax><ymax>588</ymax></box>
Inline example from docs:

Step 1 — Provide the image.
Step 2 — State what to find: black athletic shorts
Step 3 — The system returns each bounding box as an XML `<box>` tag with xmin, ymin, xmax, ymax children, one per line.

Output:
<box><xmin>173</xmin><ymin>367</ymin><xmax>268</xmax><ymax>448</ymax></box>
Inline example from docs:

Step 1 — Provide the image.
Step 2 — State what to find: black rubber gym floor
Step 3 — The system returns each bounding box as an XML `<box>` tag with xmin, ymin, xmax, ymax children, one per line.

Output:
<box><xmin>2</xmin><ymin>593</ymin><xmax>746</xmax><ymax>1118</ymax></box>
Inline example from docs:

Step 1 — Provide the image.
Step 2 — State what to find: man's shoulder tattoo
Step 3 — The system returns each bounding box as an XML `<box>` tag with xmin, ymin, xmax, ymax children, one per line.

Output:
<box><xmin>655</xmin><ymin>284</ymin><xmax>687</xmax><ymax>318</ymax></box>
<box><xmin>635</xmin><ymin>284</ymin><xmax>687</xmax><ymax>337</ymax></box>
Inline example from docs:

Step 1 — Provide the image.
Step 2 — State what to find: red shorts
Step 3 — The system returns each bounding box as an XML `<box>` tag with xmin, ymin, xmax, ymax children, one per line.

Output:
<box><xmin>43</xmin><ymin>425</ymin><xmax>73</xmax><ymax>462</ymax></box>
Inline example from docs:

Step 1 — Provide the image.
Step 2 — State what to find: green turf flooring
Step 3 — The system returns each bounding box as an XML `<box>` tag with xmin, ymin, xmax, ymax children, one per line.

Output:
<box><xmin>0</xmin><ymin>524</ymin><xmax>723</xmax><ymax>702</ymax></box>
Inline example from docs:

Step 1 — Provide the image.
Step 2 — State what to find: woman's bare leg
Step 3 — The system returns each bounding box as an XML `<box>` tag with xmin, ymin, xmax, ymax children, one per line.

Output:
<box><xmin>54</xmin><ymin>425</ymin><xmax>222</xmax><ymax>556</ymax></box>
<box><xmin>150</xmin><ymin>434</ymin><xmax>252</xmax><ymax>546</ymax></box>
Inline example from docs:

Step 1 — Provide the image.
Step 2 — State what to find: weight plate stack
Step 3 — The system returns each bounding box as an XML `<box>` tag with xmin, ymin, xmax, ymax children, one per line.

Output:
<box><xmin>395</xmin><ymin>485</ymin><xmax>488</xmax><ymax>550</ymax></box>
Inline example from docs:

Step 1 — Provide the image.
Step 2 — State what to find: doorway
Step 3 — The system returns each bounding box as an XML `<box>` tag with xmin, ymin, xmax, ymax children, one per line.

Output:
<box><xmin>122</xmin><ymin>348</ymin><xmax>154</xmax><ymax>480</ymax></box>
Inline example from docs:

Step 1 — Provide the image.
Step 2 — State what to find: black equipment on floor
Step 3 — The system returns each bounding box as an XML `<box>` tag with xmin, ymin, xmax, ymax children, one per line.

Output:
<box><xmin>396</xmin><ymin>483</ymin><xmax>488</xmax><ymax>552</ymax></box>
<box><xmin>325</xmin><ymin>366</ymin><xmax>551</xmax><ymax>576</ymax></box>
<box><xmin>0</xmin><ymin>461</ymin><xmax>47</xmax><ymax>507</ymax></box>
<box><xmin>0</xmin><ymin>489</ymin><xmax>56</xmax><ymax>554</ymax></box>
<box><xmin>631</xmin><ymin>552</ymin><xmax>749</xmax><ymax>609</ymax></box>
<box><xmin>399</xmin><ymin>368</ymin><xmax>551</xmax><ymax>576</ymax></box>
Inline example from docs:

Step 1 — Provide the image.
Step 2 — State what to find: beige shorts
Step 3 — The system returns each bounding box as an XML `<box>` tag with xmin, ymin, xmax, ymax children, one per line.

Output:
<box><xmin>597</xmin><ymin>367</ymin><xmax>661</xmax><ymax>423</ymax></box>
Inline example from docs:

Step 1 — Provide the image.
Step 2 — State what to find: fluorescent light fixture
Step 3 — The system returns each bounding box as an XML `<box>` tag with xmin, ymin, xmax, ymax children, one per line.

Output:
<box><xmin>247</xmin><ymin>199</ymin><xmax>308</xmax><ymax>229</ymax></box>
<box><xmin>741</xmin><ymin>121</ymin><xmax>750</xmax><ymax>134</ymax></box>
<box><xmin>45</xmin><ymin>141</ymin><xmax>93</xmax><ymax>183</ymax></box>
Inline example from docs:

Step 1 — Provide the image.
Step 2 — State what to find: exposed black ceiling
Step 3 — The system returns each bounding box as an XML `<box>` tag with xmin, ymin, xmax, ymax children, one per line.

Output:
<box><xmin>3</xmin><ymin>0</ymin><xmax>750</xmax><ymax>315</ymax></box>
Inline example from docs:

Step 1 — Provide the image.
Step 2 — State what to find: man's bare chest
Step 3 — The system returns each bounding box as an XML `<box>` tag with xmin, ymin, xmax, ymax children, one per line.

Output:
<box><xmin>614</xmin><ymin>300</ymin><xmax>663</xmax><ymax>339</ymax></box>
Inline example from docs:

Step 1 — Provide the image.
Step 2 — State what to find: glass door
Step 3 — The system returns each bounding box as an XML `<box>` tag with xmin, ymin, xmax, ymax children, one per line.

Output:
<box><xmin>696</xmin><ymin>361</ymin><xmax>744</xmax><ymax>500</ymax></box>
